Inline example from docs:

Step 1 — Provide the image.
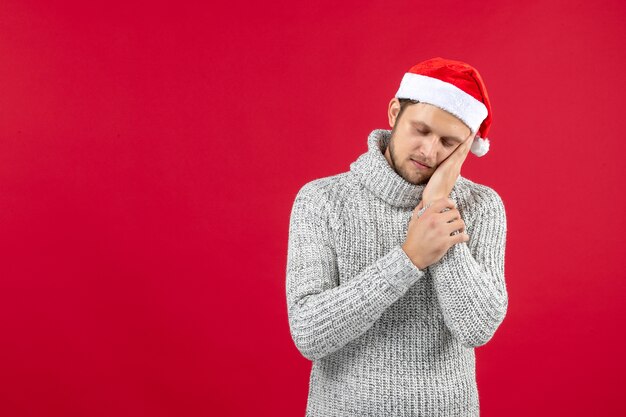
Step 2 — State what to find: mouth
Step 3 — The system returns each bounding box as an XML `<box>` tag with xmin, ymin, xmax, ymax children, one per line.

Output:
<box><xmin>411</xmin><ymin>158</ymin><xmax>431</xmax><ymax>169</ymax></box>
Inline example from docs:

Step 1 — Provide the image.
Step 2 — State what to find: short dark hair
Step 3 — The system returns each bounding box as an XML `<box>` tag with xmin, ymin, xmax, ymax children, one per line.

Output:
<box><xmin>396</xmin><ymin>98</ymin><xmax>420</xmax><ymax>124</ymax></box>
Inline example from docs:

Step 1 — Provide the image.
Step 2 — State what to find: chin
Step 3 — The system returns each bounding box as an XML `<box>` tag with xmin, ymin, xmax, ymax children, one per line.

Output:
<box><xmin>398</xmin><ymin>166</ymin><xmax>429</xmax><ymax>186</ymax></box>
<box><xmin>405</xmin><ymin>175</ymin><xmax>428</xmax><ymax>186</ymax></box>
<box><xmin>415</xmin><ymin>174</ymin><xmax>431</xmax><ymax>185</ymax></box>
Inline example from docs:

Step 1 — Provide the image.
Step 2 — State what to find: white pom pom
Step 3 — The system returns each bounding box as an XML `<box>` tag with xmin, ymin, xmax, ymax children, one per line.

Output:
<box><xmin>470</xmin><ymin>136</ymin><xmax>490</xmax><ymax>157</ymax></box>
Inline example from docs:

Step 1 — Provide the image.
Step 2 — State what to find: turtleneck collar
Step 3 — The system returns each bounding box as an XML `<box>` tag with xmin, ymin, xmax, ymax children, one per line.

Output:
<box><xmin>349</xmin><ymin>129</ymin><xmax>426</xmax><ymax>209</ymax></box>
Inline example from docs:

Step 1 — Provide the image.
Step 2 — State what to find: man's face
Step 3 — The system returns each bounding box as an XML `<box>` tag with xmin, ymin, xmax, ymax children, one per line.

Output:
<box><xmin>384</xmin><ymin>99</ymin><xmax>471</xmax><ymax>185</ymax></box>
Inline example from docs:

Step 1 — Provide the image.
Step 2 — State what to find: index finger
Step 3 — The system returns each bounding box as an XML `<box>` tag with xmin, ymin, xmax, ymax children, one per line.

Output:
<box><xmin>426</xmin><ymin>197</ymin><xmax>457</xmax><ymax>213</ymax></box>
<box><xmin>459</xmin><ymin>131</ymin><xmax>475</xmax><ymax>153</ymax></box>
<box><xmin>445</xmin><ymin>131</ymin><xmax>474</xmax><ymax>163</ymax></box>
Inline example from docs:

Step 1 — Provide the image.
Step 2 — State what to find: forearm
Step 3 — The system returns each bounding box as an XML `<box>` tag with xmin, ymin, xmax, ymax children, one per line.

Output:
<box><xmin>426</xmin><ymin>187</ymin><xmax>509</xmax><ymax>348</ymax></box>
<box><xmin>429</xmin><ymin>240</ymin><xmax>508</xmax><ymax>348</ymax></box>
<box><xmin>287</xmin><ymin>244</ymin><xmax>424</xmax><ymax>361</ymax></box>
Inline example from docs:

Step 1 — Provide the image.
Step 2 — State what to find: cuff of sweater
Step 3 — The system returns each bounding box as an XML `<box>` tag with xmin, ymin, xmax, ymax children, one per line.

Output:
<box><xmin>375</xmin><ymin>245</ymin><xmax>425</xmax><ymax>295</ymax></box>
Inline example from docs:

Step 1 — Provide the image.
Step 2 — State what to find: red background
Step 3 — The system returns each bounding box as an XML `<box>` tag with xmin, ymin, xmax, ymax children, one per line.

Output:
<box><xmin>1</xmin><ymin>1</ymin><xmax>625</xmax><ymax>416</ymax></box>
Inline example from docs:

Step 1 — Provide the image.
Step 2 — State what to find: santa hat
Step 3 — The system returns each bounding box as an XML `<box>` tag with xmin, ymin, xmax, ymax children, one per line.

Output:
<box><xmin>395</xmin><ymin>57</ymin><xmax>493</xmax><ymax>157</ymax></box>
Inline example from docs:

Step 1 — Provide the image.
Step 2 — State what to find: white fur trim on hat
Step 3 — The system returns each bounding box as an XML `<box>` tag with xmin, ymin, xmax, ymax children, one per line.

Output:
<box><xmin>470</xmin><ymin>136</ymin><xmax>490</xmax><ymax>157</ymax></box>
<box><xmin>395</xmin><ymin>73</ymin><xmax>488</xmax><ymax>134</ymax></box>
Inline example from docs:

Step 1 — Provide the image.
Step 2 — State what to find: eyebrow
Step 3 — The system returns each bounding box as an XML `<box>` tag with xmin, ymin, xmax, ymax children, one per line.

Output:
<box><xmin>411</xmin><ymin>121</ymin><xmax>464</xmax><ymax>143</ymax></box>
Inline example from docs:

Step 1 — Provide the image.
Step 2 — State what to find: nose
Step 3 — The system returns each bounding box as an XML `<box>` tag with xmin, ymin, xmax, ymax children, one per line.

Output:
<box><xmin>419</xmin><ymin>134</ymin><xmax>438</xmax><ymax>161</ymax></box>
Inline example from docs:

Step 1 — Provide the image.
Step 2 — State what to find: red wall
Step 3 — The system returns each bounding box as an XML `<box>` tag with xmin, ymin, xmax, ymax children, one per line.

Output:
<box><xmin>1</xmin><ymin>1</ymin><xmax>625</xmax><ymax>416</ymax></box>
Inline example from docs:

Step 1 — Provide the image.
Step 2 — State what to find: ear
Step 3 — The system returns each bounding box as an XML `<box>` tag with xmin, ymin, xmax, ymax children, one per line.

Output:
<box><xmin>388</xmin><ymin>98</ymin><xmax>401</xmax><ymax>128</ymax></box>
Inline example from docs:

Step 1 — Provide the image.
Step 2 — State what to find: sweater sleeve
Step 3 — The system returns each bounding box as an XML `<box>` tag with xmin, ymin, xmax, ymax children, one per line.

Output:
<box><xmin>286</xmin><ymin>182</ymin><xmax>426</xmax><ymax>361</ymax></box>
<box><xmin>428</xmin><ymin>188</ymin><xmax>508</xmax><ymax>348</ymax></box>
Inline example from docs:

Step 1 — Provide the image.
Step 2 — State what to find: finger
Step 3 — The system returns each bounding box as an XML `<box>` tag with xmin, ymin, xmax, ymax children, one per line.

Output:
<box><xmin>450</xmin><ymin>230</ymin><xmax>470</xmax><ymax>245</ymax></box>
<box><xmin>451</xmin><ymin>132</ymin><xmax>474</xmax><ymax>154</ymax></box>
<box><xmin>442</xmin><ymin>208</ymin><xmax>461</xmax><ymax>222</ymax></box>
<box><xmin>446</xmin><ymin>143</ymin><xmax>466</xmax><ymax>160</ymax></box>
<box><xmin>461</xmin><ymin>138</ymin><xmax>473</xmax><ymax>154</ymax></box>
<box><xmin>462</xmin><ymin>131</ymin><xmax>478</xmax><ymax>151</ymax></box>
<box><xmin>439</xmin><ymin>137</ymin><xmax>468</xmax><ymax>163</ymax></box>
<box><xmin>409</xmin><ymin>201</ymin><xmax>425</xmax><ymax>222</ymax></box>
<box><xmin>445</xmin><ymin>218</ymin><xmax>465</xmax><ymax>234</ymax></box>
<box><xmin>429</xmin><ymin>197</ymin><xmax>456</xmax><ymax>213</ymax></box>
<box><xmin>456</xmin><ymin>137</ymin><xmax>473</xmax><ymax>158</ymax></box>
<box><xmin>448</xmin><ymin>146</ymin><xmax>470</xmax><ymax>170</ymax></box>
<box><xmin>444</xmin><ymin>139</ymin><xmax>472</xmax><ymax>165</ymax></box>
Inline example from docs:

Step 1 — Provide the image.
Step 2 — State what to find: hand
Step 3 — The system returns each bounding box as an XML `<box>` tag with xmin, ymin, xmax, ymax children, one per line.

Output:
<box><xmin>402</xmin><ymin>197</ymin><xmax>469</xmax><ymax>269</ymax></box>
<box><xmin>417</xmin><ymin>131</ymin><xmax>475</xmax><ymax>211</ymax></box>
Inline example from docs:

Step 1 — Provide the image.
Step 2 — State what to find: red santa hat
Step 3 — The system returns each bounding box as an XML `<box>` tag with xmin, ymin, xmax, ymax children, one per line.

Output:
<box><xmin>395</xmin><ymin>57</ymin><xmax>493</xmax><ymax>157</ymax></box>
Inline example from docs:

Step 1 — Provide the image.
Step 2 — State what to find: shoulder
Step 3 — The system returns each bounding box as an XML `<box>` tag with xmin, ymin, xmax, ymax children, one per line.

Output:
<box><xmin>294</xmin><ymin>172</ymin><xmax>349</xmax><ymax>202</ymax></box>
<box><xmin>291</xmin><ymin>172</ymin><xmax>351</xmax><ymax>218</ymax></box>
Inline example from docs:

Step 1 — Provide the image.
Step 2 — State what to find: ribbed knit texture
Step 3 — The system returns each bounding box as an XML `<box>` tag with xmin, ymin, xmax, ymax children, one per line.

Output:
<box><xmin>286</xmin><ymin>129</ymin><xmax>508</xmax><ymax>416</ymax></box>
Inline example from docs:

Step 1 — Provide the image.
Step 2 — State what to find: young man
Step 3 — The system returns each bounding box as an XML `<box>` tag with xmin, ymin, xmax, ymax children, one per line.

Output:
<box><xmin>286</xmin><ymin>57</ymin><xmax>508</xmax><ymax>416</ymax></box>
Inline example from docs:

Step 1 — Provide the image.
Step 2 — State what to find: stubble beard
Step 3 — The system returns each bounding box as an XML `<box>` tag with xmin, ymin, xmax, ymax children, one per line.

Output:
<box><xmin>388</xmin><ymin>129</ymin><xmax>430</xmax><ymax>186</ymax></box>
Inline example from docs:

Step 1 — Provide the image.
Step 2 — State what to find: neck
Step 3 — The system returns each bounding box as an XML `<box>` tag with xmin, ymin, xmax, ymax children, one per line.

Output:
<box><xmin>384</xmin><ymin>143</ymin><xmax>394</xmax><ymax>169</ymax></box>
<box><xmin>349</xmin><ymin>129</ymin><xmax>426</xmax><ymax>209</ymax></box>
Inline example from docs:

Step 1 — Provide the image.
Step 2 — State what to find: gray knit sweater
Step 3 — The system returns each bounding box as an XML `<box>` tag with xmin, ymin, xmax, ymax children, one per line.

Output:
<box><xmin>286</xmin><ymin>128</ymin><xmax>508</xmax><ymax>416</ymax></box>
